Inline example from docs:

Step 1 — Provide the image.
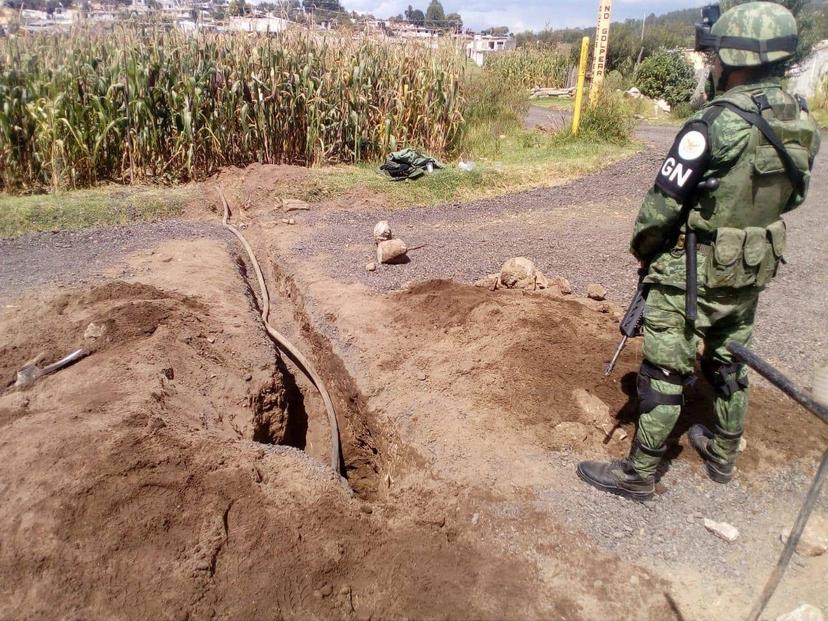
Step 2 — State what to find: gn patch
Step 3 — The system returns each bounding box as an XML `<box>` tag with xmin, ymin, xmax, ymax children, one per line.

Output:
<box><xmin>654</xmin><ymin>121</ymin><xmax>711</xmax><ymax>202</ymax></box>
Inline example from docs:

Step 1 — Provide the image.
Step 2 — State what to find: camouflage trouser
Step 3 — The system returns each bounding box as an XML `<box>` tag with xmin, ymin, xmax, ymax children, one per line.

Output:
<box><xmin>632</xmin><ymin>284</ymin><xmax>759</xmax><ymax>477</ymax></box>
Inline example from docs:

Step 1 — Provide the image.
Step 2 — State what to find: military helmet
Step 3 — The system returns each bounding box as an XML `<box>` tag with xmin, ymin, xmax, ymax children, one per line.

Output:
<box><xmin>698</xmin><ymin>2</ymin><xmax>798</xmax><ymax>67</ymax></box>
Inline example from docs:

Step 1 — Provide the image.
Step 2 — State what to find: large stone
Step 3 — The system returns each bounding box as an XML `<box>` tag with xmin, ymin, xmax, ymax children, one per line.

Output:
<box><xmin>586</xmin><ymin>284</ymin><xmax>607</xmax><ymax>301</ymax></box>
<box><xmin>776</xmin><ymin>604</ymin><xmax>825</xmax><ymax>621</ymax></box>
<box><xmin>499</xmin><ymin>257</ymin><xmax>537</xmax><ymax>289</ymax></box>
<box><xmin>373</xmin><ymin>221</ymin><xmax>393</xmax><ymax>244</ymax></box>
<box><xmin>553</xmin><ymin>276</ymin><xmax>572</xmax><ymax>295</ymax></box>
<box><xmin>573</xmin><ymin>389</ymin><xmax>611</xmax><ymax>423</ymax></box>
<box><xmin>704</xmin><ymin>519</ymin><xmax>739</xmax><ymax>542</ymax></box>
<box><xmin>282</xmin><ymin>198</ymin><xmax>310</xmax><ymax>212</ymax></box>
<box><xmin>376</xmin><ymin>239</ymin><xmax>408</xmax><ymax>264</ymax></box>
<box><xmin>780</xmin><ymin>515</ymin><xmax>828</xmax><ymax>557</ymax></box>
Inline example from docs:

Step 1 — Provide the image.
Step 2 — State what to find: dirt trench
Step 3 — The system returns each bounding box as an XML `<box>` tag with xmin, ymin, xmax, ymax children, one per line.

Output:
<box><xmin>0</xmin><ymin>239</ymin><xmax>572</xmax><ymax>621</ymax></box>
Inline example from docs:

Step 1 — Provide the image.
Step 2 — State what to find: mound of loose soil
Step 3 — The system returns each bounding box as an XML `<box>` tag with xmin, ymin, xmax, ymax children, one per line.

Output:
<box><xmin>387</xmin><ymin>280</ymin><xmax>827</xmax><ymax>476</ymax></box>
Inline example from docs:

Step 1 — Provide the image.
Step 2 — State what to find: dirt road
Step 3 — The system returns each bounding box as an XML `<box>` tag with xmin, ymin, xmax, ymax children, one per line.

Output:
<box><xmin>1</xmin><ymin>125</ymin><xmax>826</xmax><ymax>620</ymax></box>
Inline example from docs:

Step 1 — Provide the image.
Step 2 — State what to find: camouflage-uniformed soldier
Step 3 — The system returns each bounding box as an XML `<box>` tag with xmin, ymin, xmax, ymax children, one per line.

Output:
<box><xmin>578</xmin><ymin>2</ymin><xmax>821</xmax><ymax>500</ymax></box>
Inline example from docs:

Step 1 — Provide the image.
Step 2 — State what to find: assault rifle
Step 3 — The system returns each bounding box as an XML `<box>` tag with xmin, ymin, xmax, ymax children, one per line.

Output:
<box><xmin>604</xmin><ymin>177</ymin><xmax>720</xmax><ymax>376</ymax></box>
<box><xmin>604</xmin><ymin>268</ymin><xmax>648</xmax><ymax>376</ymax></box>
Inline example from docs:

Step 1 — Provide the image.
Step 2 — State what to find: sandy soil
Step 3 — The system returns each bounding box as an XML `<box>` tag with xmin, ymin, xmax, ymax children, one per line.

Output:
<box><xmin>1</xmin><ymin>130</ymin><xmax>826</xmax><ymax>620</ymax></box>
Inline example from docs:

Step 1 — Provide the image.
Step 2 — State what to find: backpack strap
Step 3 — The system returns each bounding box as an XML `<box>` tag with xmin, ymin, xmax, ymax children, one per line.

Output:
<box><xmin>708</xmin><ymin>99</ymin><xmax>805</xmax><ymax>195</ymax></box>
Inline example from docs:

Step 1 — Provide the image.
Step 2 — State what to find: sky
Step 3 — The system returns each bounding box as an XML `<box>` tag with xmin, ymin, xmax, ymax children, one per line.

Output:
<box><xmin>345</xmin><ymin>0</ymin><xmax>712</xmax><ymax>33</ymax></box>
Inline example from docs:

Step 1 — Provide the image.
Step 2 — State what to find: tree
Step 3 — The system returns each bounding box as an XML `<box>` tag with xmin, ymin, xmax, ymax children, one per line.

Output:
<box><xmin>303</xmin><ymin>0</ymin><xmax>343</xmax><ymax>13</ymax></box>
<box><xmin>634</xmin><ymin>48</ymin><xmax>696</xmax><ymax>107</ymax></box>
<box><xmin>407</xmin><ymin>8</ymin><xmax>424</xmax><ymax>26</ymax></box>
<box><xmin>445</xmin><ymin>11</ymin><xmax>462</xmax><ymax>32</ymax></box>
<box><xmin>424</xmin><ymin>0</ymin><xmax>444</xmax><ymax>28</ymax></box>
<box><xmin>483</xmin><ymin>26</ymin><xmax>509</xmax><ymax>36</ymax></box>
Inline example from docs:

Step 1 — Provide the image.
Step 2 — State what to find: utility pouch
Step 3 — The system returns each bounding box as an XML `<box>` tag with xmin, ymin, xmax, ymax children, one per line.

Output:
<box><xmin>706</xmin><ymin>222</ymin><xmax>788</xmax><ymax>289</ymax></box>
<box><xmin>743</xmin><ymin>227</ymin><xmax>766</xmax><ymax>267</ymax></box>
<box><xmin>706</xmin><ymin>227</ymin><xmax>748</xmax><ymax>289</ymax></box>
<box><xmin>757</xmin><ymin>220</ymin><xmax>787</xmax><ymax>287</ymax></box>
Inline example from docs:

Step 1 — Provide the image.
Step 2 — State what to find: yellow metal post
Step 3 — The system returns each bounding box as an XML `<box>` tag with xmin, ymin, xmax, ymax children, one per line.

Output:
<box><xmin>571</xmin><ymin>36</ymin><xmax>590</xmax><ymax>135</ymax></box>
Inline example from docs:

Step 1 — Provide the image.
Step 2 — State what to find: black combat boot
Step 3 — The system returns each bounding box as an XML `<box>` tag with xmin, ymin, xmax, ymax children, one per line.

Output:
<box><xmin>576</xmin><ymin>458</ymin><xmax>655</xmax><ymax>501</ymax></box>
<box><xmin>688</xmin><ymin>424</ymin><xmax>735</xmax><ymax>484</ymax></box>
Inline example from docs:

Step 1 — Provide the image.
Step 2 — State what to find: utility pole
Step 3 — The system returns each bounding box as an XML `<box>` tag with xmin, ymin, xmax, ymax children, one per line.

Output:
<box><xmin>635</xmin><ymin>13</ymin><xmax>647</xmax><ymax>69</ymax></box>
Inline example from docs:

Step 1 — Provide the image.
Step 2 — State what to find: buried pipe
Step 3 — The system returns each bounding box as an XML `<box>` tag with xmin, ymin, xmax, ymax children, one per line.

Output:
<box><xmin>218</xmin><ymin>189</ymin><xmax>343</xmax><ymax>476</ymax></box>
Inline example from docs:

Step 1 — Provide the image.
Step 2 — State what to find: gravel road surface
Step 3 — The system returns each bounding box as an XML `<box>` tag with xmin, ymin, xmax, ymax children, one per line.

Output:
<box><xmin>0</xmin><ymin>221</ymin><xmax>230</xmax><ymax>297</ymax></box>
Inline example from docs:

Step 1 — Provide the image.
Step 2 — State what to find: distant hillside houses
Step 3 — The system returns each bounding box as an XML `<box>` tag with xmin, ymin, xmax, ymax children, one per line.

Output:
<box><xmin>465</xmin><ymin>33</ymin><xmax>516</xmax><ymax>66</ymax></box>
<box><xmin>2</xmin><ymin>0</ymin><xmax>519</xmax><ymax>63</ymax></box>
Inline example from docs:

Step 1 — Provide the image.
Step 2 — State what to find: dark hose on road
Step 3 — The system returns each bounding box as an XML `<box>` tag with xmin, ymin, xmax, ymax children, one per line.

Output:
<box><xmin>726</xmin><ymin>341</ymin><xmax>826</xmax><ymax>621</ymax></box>
<box><xmin>219</xmin><ymin>188</ymin><xmax>343</xmax><ymax>476</ymax></box>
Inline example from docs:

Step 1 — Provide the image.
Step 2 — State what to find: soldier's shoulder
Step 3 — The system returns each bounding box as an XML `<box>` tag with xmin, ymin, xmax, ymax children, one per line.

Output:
<box><xmin>696</xmin><ymin>95</ymin><xmax>753</xmax><ymax>135</ymax></box>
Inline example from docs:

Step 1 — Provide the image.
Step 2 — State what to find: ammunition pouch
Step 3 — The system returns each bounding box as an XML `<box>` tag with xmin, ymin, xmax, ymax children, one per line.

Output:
<box><xmin>702</xmin><ymin>359</ymin><xmax>749</xmax><ymax>398</ymax></box>
<box><xmin>637</xmin><ymin>360</ymin><xmax>694</xmax><ymax>413</ymax></box>
<box><xmin>704</xmin><ymin>220</ymin><xmax>786</xmax><ymax>289</ymax></box>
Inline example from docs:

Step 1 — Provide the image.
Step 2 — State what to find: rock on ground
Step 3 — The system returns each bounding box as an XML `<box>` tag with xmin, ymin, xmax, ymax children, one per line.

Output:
<box><xmin>474</xmin><ymin>274</ymin><xmax>499</xmax><ymax>289</ymax></box>
<box><xmin>586</xmin><ymin>284</ymin><xmax>607</xmax><ymax>301</ymax></box>
<box><xmin>780</xmin><ymin>514</ymin><xmax>828</xmax><ymax>557</ymax></box>
<box><xmin>377</xmin><ymin>239</ymin><xmax>407</xmax><ymax>264</ymax></box>
<box><xmin>281</xmin><ymin>198</ymin><xmax>311</xmax><ymax>212</ymax></box>
<box><xmin>500</xmin><ymin>257</ymin><xmax>537</xmax><ymax>289</ymax></box>
<box><xmin>704</xmin><ymin>519</ymin><xmax>739</xmax><ymax>543</ymax></box>
<box><xmin>553</xmin><ymin>276</ymin><xmax>572</xmax><ymax>295</ymax></box>
<box><xmin>573</xmin><ymin>389</ymin><xmax>611</xmax><ymax>423</ymax></box>
<box><xmin>776</xmin><ymin>604</ymin><xmax>825</xmax><ymax>621</ymax></box>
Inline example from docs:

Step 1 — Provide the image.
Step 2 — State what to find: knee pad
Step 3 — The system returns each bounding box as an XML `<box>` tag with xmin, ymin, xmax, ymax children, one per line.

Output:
<box><xmin>702</xmin><ymin>359</ymin><xmax>749</xmax><ymax>399</ymax></box>
<box><xmin>637</xmin><ymin>360</ymin><xmax>693</xmax><ymax>414</ymax></box>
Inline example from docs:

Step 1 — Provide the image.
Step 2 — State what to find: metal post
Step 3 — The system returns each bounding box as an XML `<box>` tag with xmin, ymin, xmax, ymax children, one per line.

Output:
<box><xmin>571</xmin><ymin>36</ymin><xmax>590</xmax><ymax>135</ymax></box>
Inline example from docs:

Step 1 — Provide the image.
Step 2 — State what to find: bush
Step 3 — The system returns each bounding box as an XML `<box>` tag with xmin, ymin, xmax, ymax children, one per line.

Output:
<box><xmin>634</xmin><ymin>49</ymin><xmax>696</xmax><ymax>108</ymax></box>
<box><xmin>557</xmin><ymin>90</ymin><xmax>636</xmax><ymax>145</ymax></box>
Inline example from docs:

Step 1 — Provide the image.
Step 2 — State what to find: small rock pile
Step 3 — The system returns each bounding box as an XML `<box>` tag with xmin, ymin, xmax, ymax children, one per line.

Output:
<box><xmin>475</xmin><ymin>258</ymin><xmax>610</xmax><ymax>304</ymax></box>
<box><xmin>371</xmin><ymin>221</ymin><xmax>408</xmax><ymax>269</ymax></box>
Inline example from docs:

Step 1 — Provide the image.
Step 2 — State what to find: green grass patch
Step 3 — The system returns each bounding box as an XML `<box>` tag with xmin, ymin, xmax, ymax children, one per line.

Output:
<box><xmin>293</xmin><ymin>130</ymin><xmax>639</xmax><ymax>208</ymax></box>
<box><xmin>0</xmin><ymin>185</ymin><xmax>195</xmax><ymax>237</ymax></box>
<box><xmin>529</xmin><ymin>97</ymin><xmax>576</xmax><ymax>111</ymax></box>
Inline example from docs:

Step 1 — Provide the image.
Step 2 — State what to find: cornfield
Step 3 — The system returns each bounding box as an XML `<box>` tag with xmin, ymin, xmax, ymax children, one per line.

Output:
<box><xmin>0</xmin><ymin>26</ymin><xmax>466</xmax><ymax>192</ymax></box>
<box><xmin>484</xmin><ymin>47</ymin><xmax>573</xmax><ymax>89</ymax></box>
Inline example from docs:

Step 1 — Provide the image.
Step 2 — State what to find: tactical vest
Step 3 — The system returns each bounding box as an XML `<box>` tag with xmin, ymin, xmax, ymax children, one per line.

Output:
<box><xmin>689</xmin><ymin>85</ymin><xmax>818</xmax><ymax>290</ymax></box>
